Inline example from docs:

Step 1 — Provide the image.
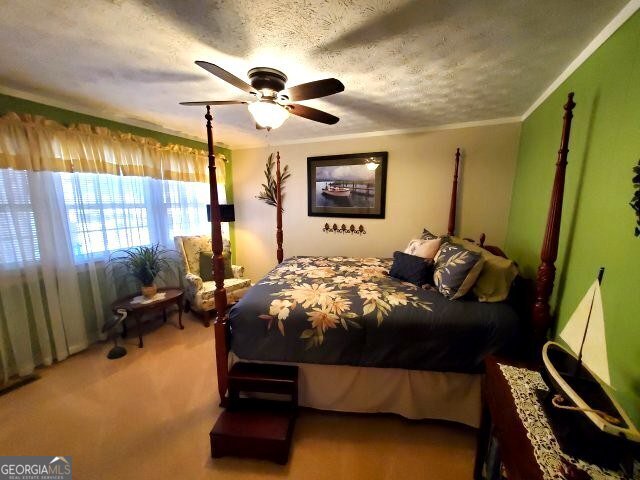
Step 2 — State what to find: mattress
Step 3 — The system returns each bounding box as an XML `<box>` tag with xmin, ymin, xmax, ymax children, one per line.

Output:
<box><xmin>228</xmin><ymin>256</ymin><xmax>520</xmax><ymax>373</ymax></box>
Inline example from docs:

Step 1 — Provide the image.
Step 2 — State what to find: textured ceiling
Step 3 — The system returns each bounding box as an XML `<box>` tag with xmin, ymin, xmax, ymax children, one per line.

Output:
<box><xmin>0</xmin><ymin>0</ymin><xmax>630</xmax><ymax>148</ymax></box>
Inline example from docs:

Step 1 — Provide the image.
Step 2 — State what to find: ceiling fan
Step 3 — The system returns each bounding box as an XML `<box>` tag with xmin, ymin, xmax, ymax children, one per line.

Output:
<box><xmin>180</xmin><ymin>61</ymin><xmax>344</xmax><ymax>130</ymax></box>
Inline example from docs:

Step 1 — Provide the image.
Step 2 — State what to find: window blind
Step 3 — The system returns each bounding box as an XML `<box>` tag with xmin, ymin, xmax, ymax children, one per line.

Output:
<box><xmin>0</xmin><ymin>169</ymin><xmax>39</xmax><ymax>265</ymax></box>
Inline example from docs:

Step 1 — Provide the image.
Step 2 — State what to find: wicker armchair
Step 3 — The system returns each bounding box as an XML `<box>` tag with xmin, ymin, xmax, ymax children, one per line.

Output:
<box><xmin>174</xmin><ymin>235</ymin><xmax>251</xmax><ymax>326</ymax></box>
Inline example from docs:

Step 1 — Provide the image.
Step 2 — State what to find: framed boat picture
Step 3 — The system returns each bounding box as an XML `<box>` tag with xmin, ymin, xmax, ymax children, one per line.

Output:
<box><xmin>307</xmin><ymin>152</ymin><xmax>388</xmax><ymax>218</ymax></box>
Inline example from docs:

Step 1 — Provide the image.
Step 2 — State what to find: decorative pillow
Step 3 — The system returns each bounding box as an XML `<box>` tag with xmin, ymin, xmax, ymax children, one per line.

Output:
<box><xmin>420</xmin><ymin>228</ymin><xmax>440</xmax><ymax>240</ymax></box>
<box><xmin>433</xmin><ymin>243</ymin><xmax>485</xmax><ymax>300</ymax></box>
<box><xmin>200</xmin><ymin>251</ymin><xmax>233</xmax><ymax>281</ymax></box>
<box><xmin>448</xmin><ymin>237</ymin><xmax>519</xmax><ymax>302</ymax></box>
<box><xmin>404</xmin><ymin>237</ymin><xmax>442</xmax><ymax>259</ymax></box>
<box><xmin>389</xmin><ymin>251</ymin><xmax>434</xmax><ymax>286</ymax></box>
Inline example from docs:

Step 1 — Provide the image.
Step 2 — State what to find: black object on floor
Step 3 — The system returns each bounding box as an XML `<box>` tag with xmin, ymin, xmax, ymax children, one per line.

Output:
<box><xmin>210</xmin><ymin>362</ymin><xmax>299</xmax><ymax>464</ymax></box>
<box><xmin>103</xmin><ymin>309</ymin><xmax>128</xmax><ymax>360</ymax></box>
<box><xmin>107</xmin><ymin>345</ymin><xmax>127</xmax><ymax>359</ymax></box>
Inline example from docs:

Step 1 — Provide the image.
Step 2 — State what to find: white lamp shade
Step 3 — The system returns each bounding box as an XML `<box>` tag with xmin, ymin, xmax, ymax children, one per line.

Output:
<box><xmin>366</xmin><ymin>161</ymin><xmax>379</xmax><ymax>171</ymax></box>
<box><xmin>248</xmin><ymin>101</ymin><xmax>289</xmax><ymax>129</ymax></box>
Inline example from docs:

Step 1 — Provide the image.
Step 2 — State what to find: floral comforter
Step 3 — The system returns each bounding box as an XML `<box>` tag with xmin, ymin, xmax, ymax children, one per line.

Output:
<box><xmin>228</xmin><ymin>256</ymin><xmax>520</xmax><ymax>373</ymax></box>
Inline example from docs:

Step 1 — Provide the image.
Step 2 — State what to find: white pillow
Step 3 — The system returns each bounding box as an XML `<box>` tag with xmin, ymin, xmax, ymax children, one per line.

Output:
<box><xmin>404</xmin><ymin>238</ymin><xmax>442</xmax><ymax>259</ymax></box>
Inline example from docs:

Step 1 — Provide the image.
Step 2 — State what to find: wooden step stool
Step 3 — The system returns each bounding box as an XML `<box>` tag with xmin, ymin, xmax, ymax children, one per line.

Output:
<box><xmin>210</xmin><ymin>363</ymin><xmax>299</xmax><ymax>464</ymax></box>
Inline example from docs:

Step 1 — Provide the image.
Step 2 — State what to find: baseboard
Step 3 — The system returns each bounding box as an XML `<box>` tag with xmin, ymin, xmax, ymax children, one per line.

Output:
<box><xmin>0</xmin><ymin>374</ymin><xmax>39</xmax><ymax>396</ymax></box>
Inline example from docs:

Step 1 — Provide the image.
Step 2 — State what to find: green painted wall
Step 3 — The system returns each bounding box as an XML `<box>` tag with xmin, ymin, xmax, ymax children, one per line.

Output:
<box><xmin>506</xmin><ymin>12</ymin><xmax>640</xmax><ymax>422</ymax></box>
<box><xmin>0</xmin><ymin>93</ymin><xmax>236</xmax><ymax>259</ymax></box>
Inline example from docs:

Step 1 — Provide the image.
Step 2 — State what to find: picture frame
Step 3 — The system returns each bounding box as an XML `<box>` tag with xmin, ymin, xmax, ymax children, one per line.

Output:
<box><xmin>307</xmin><ymin>152</ymin><xmax>388</xmax><ymax>218</ymax></box>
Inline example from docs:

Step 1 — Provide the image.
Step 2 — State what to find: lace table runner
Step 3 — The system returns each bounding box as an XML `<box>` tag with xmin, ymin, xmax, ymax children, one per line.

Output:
<box><xmin>130</xmin><ymin>292</ymin><xmax>167</xmax><ymax>305</ymax></box>
<box><xmin>498</xmin><ymin>364</ymin><xmax>626</xmax><ymax>480</ymax></box>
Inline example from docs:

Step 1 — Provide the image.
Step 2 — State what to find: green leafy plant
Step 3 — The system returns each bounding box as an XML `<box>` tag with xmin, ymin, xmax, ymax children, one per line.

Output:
<box><xmin>256</xmin><ymin>152</ymin><xmax>291</xmax><ymax>207</ymax></box>
<box><xmin>108</xmin><ymin>244</ymin><xmax>174</xmax><ymax>287</ymax></box>
<box><xmin>632</xmin><ymin>159</ymin><xmax>640</xmax><ymax>237</ymax></box>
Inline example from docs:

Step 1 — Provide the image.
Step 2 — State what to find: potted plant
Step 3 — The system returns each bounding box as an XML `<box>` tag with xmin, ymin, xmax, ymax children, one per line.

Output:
<box><xmin>108</xmin><ymin>244</ymin><xmax>174</xmax><ymax>298</ymax></box>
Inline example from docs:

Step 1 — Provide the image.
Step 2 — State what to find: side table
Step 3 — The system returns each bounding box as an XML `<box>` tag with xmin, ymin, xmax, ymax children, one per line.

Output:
<box><xmin>111</xmin><ymin>287</ymin><xmax>184</xmax><ymax>348</ymax></box>
<box><xmin>474</xmin><ymin>356</ymin><xmax>634</xmax><ymax>480</ymax></box>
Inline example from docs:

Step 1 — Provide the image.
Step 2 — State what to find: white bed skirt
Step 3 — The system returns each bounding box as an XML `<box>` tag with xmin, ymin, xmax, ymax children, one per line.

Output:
<box><xmin>229</xmin><ymin>353</ymin><xmax>482</xmax><ymax>428</ymax></box>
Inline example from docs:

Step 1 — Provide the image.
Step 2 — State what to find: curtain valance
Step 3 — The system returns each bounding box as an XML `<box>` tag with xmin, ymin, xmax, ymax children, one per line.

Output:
<box><xmin>0</xmin><ymin>112</ymin><xmax>225</xmax><ymax>183</ymax></box>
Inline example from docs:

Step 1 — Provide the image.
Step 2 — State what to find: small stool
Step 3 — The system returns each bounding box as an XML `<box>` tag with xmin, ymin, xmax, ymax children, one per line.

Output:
<box><xmin>210</xmin><ymin>363</ymin><xmax>298</xmax><ymax>464</ymax></box>
<box><xmin>228</xmin><ymin>362</ymin><xmax>298</xmax><ymax>407</ymax></box>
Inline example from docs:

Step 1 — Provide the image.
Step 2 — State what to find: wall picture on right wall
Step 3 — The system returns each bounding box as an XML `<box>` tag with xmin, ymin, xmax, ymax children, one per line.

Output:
<box><xmin>307</xmin><ymin>151</ymin><xmax>388</xmax><ymax>219</ymax></box>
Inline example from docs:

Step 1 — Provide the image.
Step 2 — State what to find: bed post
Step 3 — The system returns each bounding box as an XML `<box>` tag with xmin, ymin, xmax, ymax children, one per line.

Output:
<box><xmin>532</xmin><ymin>92</ymin><xmax>576</xmax><ymax>346</ymax></box>
<box><xmin>205</xmin><ymin>106</ymin><xmax>229</xmax><ymax>407</ymax></box>
<box><xmin>276</xmin><ymin>151</ymin><xmax>284</xmax><ymax>263</ymax></box>
<box><xmin>448</xmin><ymin>148</ymin><xmax>461</xmax><ymax>236</ymax></box>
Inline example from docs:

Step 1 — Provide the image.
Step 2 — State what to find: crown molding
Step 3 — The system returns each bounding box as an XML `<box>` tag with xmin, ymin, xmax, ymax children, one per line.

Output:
<box><xmin>521</xmin><ymin>0</ymin><xmax>640</xmax><ymax>120</ymax></box>
<box><xmin>233</xmin><ymin>116</ymin><xmax>522</xmax><ymax>150</ymax></box>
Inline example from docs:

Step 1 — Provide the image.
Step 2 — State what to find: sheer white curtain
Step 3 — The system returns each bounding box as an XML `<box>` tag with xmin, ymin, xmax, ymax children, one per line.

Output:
<box><xmin>0</xmin><ymin>172</ymin><xmax>223</xmax><ymax>381</ymax></box>
<box><xmin>59</xmin><ymin>173</ymin><xmax>220</xmax><ymax>258</ymax></box>
<box><xmin>0</xmin><ymin>170</ymin><xmax>90</xmax><ymax>379</ymax></box>
<box><xmin>0</xmin><ymin>113</ymin><xmax>226</xmax><ymax>381</ymax></box>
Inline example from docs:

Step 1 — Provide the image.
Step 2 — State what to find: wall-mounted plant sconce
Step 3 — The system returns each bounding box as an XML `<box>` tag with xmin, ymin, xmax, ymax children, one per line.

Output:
<box><xmin>322</xmin><ymin>223</ymin><xmax>366</xmax><ymax>235</ymax></box>
<box><xmin>632</xmin><ymin>159</ymin><xmax>639</xmax><ymax>237</ymax></box>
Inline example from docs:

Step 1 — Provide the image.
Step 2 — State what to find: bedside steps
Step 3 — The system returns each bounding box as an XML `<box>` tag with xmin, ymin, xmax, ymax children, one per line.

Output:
<box><xmin>210</xmin><ymin>362</ymin><xmax>299</xmax><ymax>464</ymax></box>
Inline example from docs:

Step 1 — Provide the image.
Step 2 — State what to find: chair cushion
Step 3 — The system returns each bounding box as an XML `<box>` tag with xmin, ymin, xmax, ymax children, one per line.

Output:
<box><xmin>194</xmin><ymin>278</ymin><xmax>252</xmax><ymax>311</ymax></box>
<box><xmin>204</xmin><ymin>277</ymin><xmax>251</xmax><ymax>295</ymax></box>
<box><xmin>176</xmin><ymin>235</ymin><xmax>230</xmax><ymax>276</ymax></box>
<box><xmin>200</xmin><ymin>251</ymin><xmax>233</xmax><ymax>280</ymax></box>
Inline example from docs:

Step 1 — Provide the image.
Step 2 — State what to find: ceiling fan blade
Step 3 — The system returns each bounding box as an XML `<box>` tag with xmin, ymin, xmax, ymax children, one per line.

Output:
<box><xmin>195</xmin><ymin>61</ymin><xmax>256</xmax><ymax>94</ymax></box>
<box><xmin>282</xmin><ymin>78</ymin><xmax>344</xmax><ymax>102</ymax></box>
<box><xmin>179</xmin><ymin>100</ymin><xmax>248</xmax><ymax>106</ymax></box>
<box><xmin>255</xmin><ymin>123</ymin><xmax>266</xmax><ymax>130</ymax></box>
<box><xmin>287</xmin><ymin>104</ymin><xmax>339</xmax><ymax>125</ymax></box>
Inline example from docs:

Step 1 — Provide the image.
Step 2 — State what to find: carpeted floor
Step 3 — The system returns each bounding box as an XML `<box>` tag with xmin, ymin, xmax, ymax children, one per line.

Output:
<box><xmin>0</xmin><ymin>311</ymin><xmax>476</xmax><ymax>479</ymax></box>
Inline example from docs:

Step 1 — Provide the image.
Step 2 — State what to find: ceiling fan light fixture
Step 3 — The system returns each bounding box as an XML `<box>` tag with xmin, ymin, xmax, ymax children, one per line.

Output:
<box><xmin>248</xmin><ymin>101</ymin><xmax>289</xmax><ymax>129</ymax></box>
<box><xmin>182</xmin><ymin>62</ymin><xmax>343</xmax><ymax>126</ymax></box>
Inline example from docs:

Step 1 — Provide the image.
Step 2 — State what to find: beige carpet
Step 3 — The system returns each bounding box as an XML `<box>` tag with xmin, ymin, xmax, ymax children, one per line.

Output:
<box><xmin>0</xmin><ymin>311</ymin><xmax>476</xmax><ymax>479</ymax></box>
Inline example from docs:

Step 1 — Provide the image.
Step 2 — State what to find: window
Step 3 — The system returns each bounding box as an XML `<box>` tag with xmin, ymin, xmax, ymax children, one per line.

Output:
<box><xmin>61</xmin><ymin>173</ymin><xmax>151</xmax><ymax>258</ymax></box>
<box><xmin>0</xmin><ymin>168</ymin><xmax>221</xmax><ymax>265</ymax></box>
<box><xmin>161</xmin><ymin>179</ymin><xmax>218</xmax><ymax>241</ymax></box>
<box><xmin>0</xmin><ymin>169</ymin><xmax>39</xmax><ymax>264</ymax></box>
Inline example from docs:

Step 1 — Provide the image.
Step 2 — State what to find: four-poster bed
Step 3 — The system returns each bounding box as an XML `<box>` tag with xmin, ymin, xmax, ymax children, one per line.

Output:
<box><xmin>201</xmin><ymin>92</ymin><xmax>576</xmax><ymax>422</ymax></box>
<box><xmin>447</xmin><ymin>147</ymin><xmax>461</xmax><ymax>237</ymax></box>
<box><xmin>203</xmin><ymin>105</ymin><xmax>231</xmax><ymax>406</ymax></box>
